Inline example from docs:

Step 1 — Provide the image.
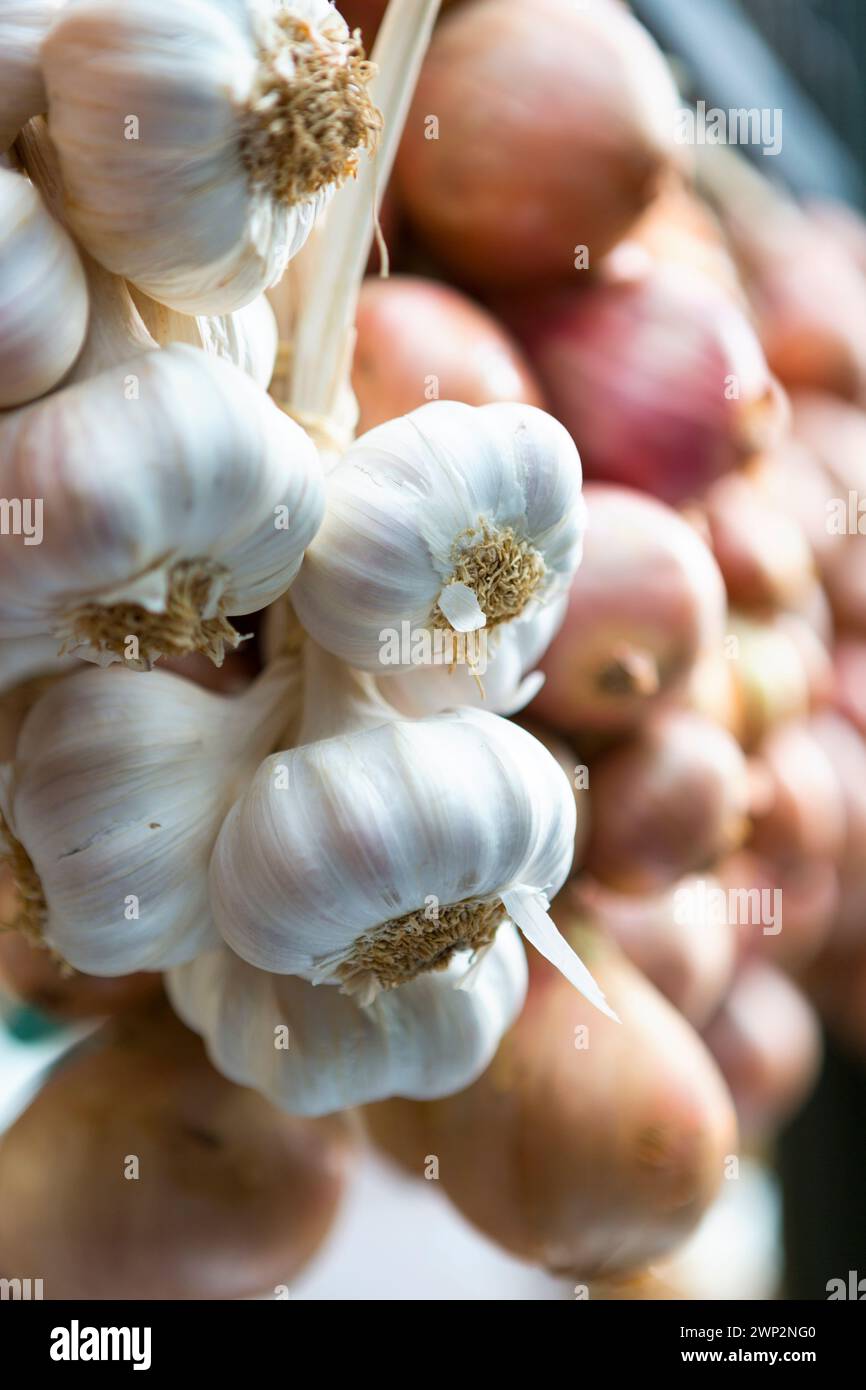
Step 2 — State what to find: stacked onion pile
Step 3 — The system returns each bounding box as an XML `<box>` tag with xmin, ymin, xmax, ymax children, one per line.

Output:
<box><xmin>0</xmin><ymin>0</ymin><xmax>862</xmax><ymax>1301</ymax></box>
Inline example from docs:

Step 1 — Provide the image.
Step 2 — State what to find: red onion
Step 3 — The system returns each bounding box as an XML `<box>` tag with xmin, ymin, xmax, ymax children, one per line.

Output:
<box><xmin>505</xmin><ymin>263</ymin><xmax>785</xmax><ymax>506</ymax></box>
<box><xmin>352</xmin><ymin>275</ymin><xmax>544</xmax><ymax>435</ymax></box>
<box><xmin>531</xmin><ymin>484</ymin><xmax>726</xmax><ymax>734</ymax></box>
<box><xmin>395</xmin><ymin>0</ymin><xmax>683</xmax><ymax>288</ymax></box>
<box><xmin>702</xmin><ymin>467</ymin><xmax>814</xmax><ymax>611</ymax></box>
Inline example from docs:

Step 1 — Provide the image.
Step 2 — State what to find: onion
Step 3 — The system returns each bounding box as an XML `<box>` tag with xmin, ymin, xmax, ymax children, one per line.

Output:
<box><xmin>531</xmin><ymin>485</ymin><xmax>726</xmax><ymax>734</ymax></box>
<box><xmin>568</xmin><ymin>874</ymin><xmax>736</xmax><ymax>1028</ymax></box>
<box><xmin>804</xmin><ymin>940</ymin><xmax>866</xmax><ymax>1062</ymax></box>
<box><xmin>505</xmin><ymin>263</ymin><xmax>785</xmax><ymax>506</ymax></box>
<box><xmin>832</xmin><ymin>637</ymin><xmax>866</xmax><ymax>737</ymax></box>
<box><xmin>702</xmin><ymin>961</ymin><xmax>821</xmax><ymax>1141</ymax></box>
<box><xmin>0</xmin><ymin>1001</ymin><xmax>355</xmax><ymax>1299</ymax></box>
<box><xmin>702</xmin><ymin>467</ymin><xmax>814</xmax><ymax>611</ymax></box>
<box><xmin>395</xmin><ymin>0</ymin><xmax>683</xmax><ymax>287</ymax></box>
<box><xmin>728</xmin><ymin>199</ymin><xmax>866</xmax><ymax>400</ymax></box>
<box><xmin>351</xmin><ymin>275</ymin><xmax>544</xmax><ymax>435</ymax></box>
<box><xmin>791</xmin><ymin>393</ymin><xmax>866</xmax><ymax>631</ymax></box>
<box><xmin>715</xmin><ymin>850</ymin><xmax>837</xmax><ymax>971</ymax></box>
<box><xmin>748</xmin><ymin>721</ymin><xmax>845</xmax><ymax>868</ymax></box>
<box><xmin>583</xmin><ymin>710</ymin><xmax>751</xmax><ymax>894</ymax></box>
<box><xmin>727</xmin><ymin>610</ymin><xmax>831</xmax><ymax>750</ymax></box>
<box><xmin>367</xmin><ymin>921</ymin><xmax>736</xmax><ymax>1279</ymax></box>
<box><xmin>623</xmin><ymin>180</ymin><xmax>743</xmax><ymax>298</ymax></box>
<box><xmin>807</xmin><ymin>712</ymin><xmax>866</xmax><ymax>945</ymax></box>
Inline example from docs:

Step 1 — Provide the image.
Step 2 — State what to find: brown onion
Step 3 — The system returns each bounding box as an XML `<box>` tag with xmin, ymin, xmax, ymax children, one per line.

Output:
<box><xmin>583</xmin><ymin>710</ymin><xmax>751</xmax><ymax>894</ymax></box>
<box><xmin>367</xmin><ymin>921</ymin><xmax>736</xmax><ymax>1279</ymax></box>
<box><xmin>702</xmin><ymin>960</ymin><xmax>821</xmax><ymax>1141</ymax></box>
<box><xmin>351</xmin><ymin>275</ymin><xmax>544</xmax><ymax>434</ymax></box>
<box><xmin>395</xmin><ymin>0</ymin><xmax>683</xmax><ymax>287</ymax></box>
<box><xmin>505</xmin><ymin>263</ymin><xmax>784</xmax><ymax>506</ymax></box>
<box><xmin>0</xmin><ymin>1000</ymin><xmax>355</xmax><ymax>1299</ymax></box>
<box><xmin>531</xmin><ymin>485</ymin><xmax>726</xmax><ymax>734</ymax></box>
<box><xmin>568</xmin><ymin>874</ymin><xmax>736</xmax><ymax>1028</ymax></box>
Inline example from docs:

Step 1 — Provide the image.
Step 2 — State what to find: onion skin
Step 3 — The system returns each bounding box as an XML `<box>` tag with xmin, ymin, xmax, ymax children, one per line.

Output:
<box><xmin>748</xmin><ymin>721</ymin><xmax>845</xmax><ymax>869</ymax></box>
<box><xmin>703</xmin><ymin>468</ymin><xmax>814</xmax><ymax>611</ymax></box>
<box><xmin>395</xmin><ymin>0</ymin><xmax>682</xmax><ymax>288</ymax></box>
<box><xmin>367</xmin><ymin>923</ymin><xmax>736</xmax><ymax>1280</ymax></box>
<box><xmin>568</xmin><ymin>875</ymin><xmax>736</xmax><ymax>1028</ymax></box>
<box><xmin>715</xmin><ymin>850</ymin><xmax>837</xmax><ymax>972</ymax></box>
<box><xmin>531</xmin><ymin>485</ymin><xmax>726</xmax><ymax>734</ymax></box>
<box><xmin>807</xmin><ymin>712</ymin><xmax>866</xmax><ymax>945</ymax></box>
<box><xmin>352</xmin><ymin>275</ymin><xmax>544</xmax><ymax>435</ymax></box>
<box><xmin>0</xmin><ymin>1002</ymin><xmax>355</xmax><ymax>1299</ymax></box>
<box><xmin>505</xmin><ymin>265</ymin><xmax>784</xmax><ymax>507</ymax></box>
<box><xmin>727</xmin><ymin>611</ymin><xmax>832</xmax><ymax>751</ymax></box>
<box><xmin>702</xmin><ymin>961</ymin><xmax>822</xmax><ymax>1141</ymax></box>
<box><xmin>583</xmin><ymin>710</ymin><xmax>751</xmax><ymax>894</ymax></box>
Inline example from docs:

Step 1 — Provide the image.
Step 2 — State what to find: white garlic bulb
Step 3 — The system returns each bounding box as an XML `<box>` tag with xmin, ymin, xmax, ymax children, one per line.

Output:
<box><xmin>0</xmin><ymin>3</ymin><xmax>60</xmax><ymax>151</ymax></box>
<box><xmin>376</xmin><ymin>594</ymin><xmax>568</xmax><ymax>718</ymax></box>
<box><xmin>168</xmin><ymin>926</ymin><xmax>528</xmax><ymax>1116</ymax></box>
<box><xmin>0</xmin><ymin>166</ymin><xmax>89</xmax><ymax>407</ymax></box>
<box><xmin>129</xmin><ymin>286</ymin><xmax>279</xmax><ymax>389</ymax></box>
<box><xmin>0</xmin><ymin>658</ymin><xmax>298</xmax><ymax>974</ymax></box>
<box><xmin>42</xmin><ymin>0</ymin><xmax>381</xmax><ymax>313</ymax></box>
<box><xmin>210</xmin><ymin>644</ymin><xmax>615</xmax><ymax>1018</ymax></box>
<box><xmin>0</xmin><ymin>342</ymin><xmax>325</xmax><ymax>667</ymax></box>
<box><xmin>290</xmin><ymin>400</ymin><xmax>586</xmax><ymax>673</ymax></box>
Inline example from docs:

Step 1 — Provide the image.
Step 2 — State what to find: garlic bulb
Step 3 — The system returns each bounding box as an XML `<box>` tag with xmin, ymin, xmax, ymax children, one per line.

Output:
<box><xmin>210</xmin><ymin>643</ymin><xmax>615</xmax><ymax>1018</ymax></box>
<box><xmin>42</xmin><ymin>0</ymin><xmax>381</xmax><ymax>313</ymax></box>
<box><xmin>0</xmin><ymin>341</ymin><xmax>324</xmax><ymax>667</ymax></box>
<box><xmin>0</xmin><ymin>658</ymin><xmax>297</xmax><ymax>974</ymax></box>
<box><xmin>0</xmin><ymin>166</ymin><xmax>89</xmax><ymax>407</ymax></box>
<box><xmin>375</xmin><ymin>593</ymin><xmax>567</xmax><ymax>718</ymax></box>
<box><xmin>129</xmin><ymin>286</ymin><xmax>279</xmax><ymax>389</ymax></box>
<box><xmin>168</xmin><ymin>927</ymin><xmax>528</xmax><ymax>1116</ymax></box>
<box><xmin>291</xmin><ymin>399</ymin><xmax>586</xmax><ymax>672</ymax></box>
<box><xmin>0</xmin><ymin>3</ymin><xmax>59</xmax><ymax>151</ymax></box>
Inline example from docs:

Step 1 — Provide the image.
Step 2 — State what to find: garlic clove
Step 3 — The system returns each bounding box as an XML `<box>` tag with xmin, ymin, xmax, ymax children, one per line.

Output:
<box><xmin>167</xmin><ymin>925</ymin><xmax>528</xmax><ymax>1116</ymax></box>
<box><xmin>0</xmin><ymin>166</ymin><xmax>89</xmax><ymax>407</ymax></box>
<box><xmin>291</xmin><ymin>398</ymin><xmax>585</xmax><ymax>672</ymax></box>
<box><xmin>0</xmin><ymin>343</ymin><xmax>325</xmax><ymax>666</ymax></box>
<box><xmin>0</xmin><ymin>657</ymin><xmax>298</xmax><ymax>974</ymax></box>
<box><xmin>42</xmin><ymin>0</ymin><xmax>381</xmax><ymax>313</ymax></box>
<box><xmin>0</xmin><ymin>2</ymin><xmax>59</xmax><ymax>152</ymax></box>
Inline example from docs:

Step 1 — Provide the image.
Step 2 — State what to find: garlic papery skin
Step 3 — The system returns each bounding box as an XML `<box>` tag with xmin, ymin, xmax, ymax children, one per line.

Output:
<box><xmin>41</xmin><ymin>0</ymin><xmax>381</xmax><ymax>314</ymax></box>
<box><xmin>0</xmin><ymin>166</ymin><xmax>89</xmax><ymax>407</ymax></box>
<box><xmin>0</xmin><ymin>343</ymin><xmax>325</xmax><ymax>667</ymax></box>
<box><xmin>210</xmin><ymin>650</ymin><xmax>615</xmax><ymax>1018</ymax></box>
<box><xmin>0</xmin><ymin>657</ymin><xmax>298</xmax><ymax>975</ymax></box>
<box><xmin>0</xmin><ymin>3</ymin><xmax>60</xmax><ymax>151</ymax></box>
<box><xmin>129</xmin><ymin>286</ymin><xmax>279</xmax><ymax>389</ymax></box>
<box><xmin>291</xmin><ymin>399</ymin><xmax>586</xmax><ymax>672</ymax></box>
<box><xmin>167</xmin><ymin>926</ymin><xmax>528</xmax><ymax>1117</ymax></box>
<box><xmin>375</xmin><ymin>593</ymin><xmax>567</xmax><ymax>718</ymax></box>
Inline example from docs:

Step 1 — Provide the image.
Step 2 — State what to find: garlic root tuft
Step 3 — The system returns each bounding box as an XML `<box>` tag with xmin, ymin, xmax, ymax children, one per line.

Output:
<box><xmin>241</xmin><ymin>13</ymin><xmax>381</xmax><ymax>206</ymax></box>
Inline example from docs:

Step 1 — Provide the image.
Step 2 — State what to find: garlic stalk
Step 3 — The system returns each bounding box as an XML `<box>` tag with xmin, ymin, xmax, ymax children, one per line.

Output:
<box><xmin>291</xmin><ymin>399</ymin><xmax>586</xmax><ymax>673</ymax></box>
<box><xmin>0</xmin><ymin>658</ymin><xmax>299</xmax><ymax>974</ymax></box>
<box><xmin>0</xmin><ymin>2</ymin><xmax>60</xmax><ymax>152</ymax></box>
<box><xmin>286</xmin><ymin>0</ymin><xmax>441</xmax><ymax>440</ymax></box>
<box><xmin>210</xmin><ymin>643</ymin><xmax>617</xmax><ymax>1019</ymax></box>
<box><xmin>41</xmin><ymin>0</ymin><xmax>381</xmax><ymax>313</ymax></box>
<box><xmin>168</xmin><ymin>926</ymin><xmax>528</xmax><ymax>1117</ymax></box>
<box><xmin>0</xmin><ymin>165</ymin><xmax>89</xmax><ymax>407</ymax></box>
